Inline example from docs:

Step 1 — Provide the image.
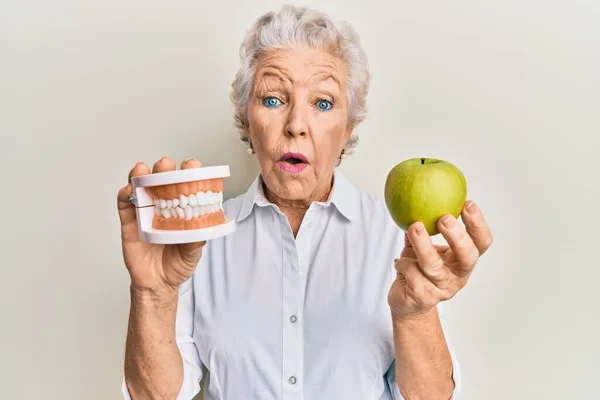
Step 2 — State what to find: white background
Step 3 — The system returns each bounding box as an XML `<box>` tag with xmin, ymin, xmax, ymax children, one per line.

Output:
<box><xmin>2</xmin><ymin>0</ymin><xmax>599</xmax><ymax>399</ymax></box>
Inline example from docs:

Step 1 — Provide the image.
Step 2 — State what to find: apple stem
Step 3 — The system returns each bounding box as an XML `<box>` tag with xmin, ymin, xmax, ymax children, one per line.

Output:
<box><xmin>421</xmin><ymin>158</ymin><xmax>425</xmax><ymax>165</ymax></box>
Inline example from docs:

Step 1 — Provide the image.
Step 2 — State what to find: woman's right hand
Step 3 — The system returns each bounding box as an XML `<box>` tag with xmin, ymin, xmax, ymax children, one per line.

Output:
<box><xmin>117</xmin><ymin>157</ymin><xmax>206</xmax><ymax>295</ymax></box>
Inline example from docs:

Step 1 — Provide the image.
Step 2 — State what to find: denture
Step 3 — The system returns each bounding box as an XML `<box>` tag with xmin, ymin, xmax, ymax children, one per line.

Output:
<box><xmin>145</xmin><ymin>178</ymin><xmax>226</xmax><ymax>230</ymax></box>
<box><xmin>129</xmin><ymin>166</ymin><xmax>236</xmax><ymax>244</ymax></box>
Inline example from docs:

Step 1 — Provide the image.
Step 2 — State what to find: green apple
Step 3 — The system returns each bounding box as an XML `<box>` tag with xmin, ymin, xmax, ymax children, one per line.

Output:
<box><xmin>384</xmin><ymin>157</ymin><xmax>467</xmax><ymax>236</ymax></box>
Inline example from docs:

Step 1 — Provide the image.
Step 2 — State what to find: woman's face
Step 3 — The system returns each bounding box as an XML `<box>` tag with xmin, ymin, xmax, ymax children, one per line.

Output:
<box><xmin>246</xmin><ymin>46</ymin><xmax>353</xmax><ymax>203</ymax></box>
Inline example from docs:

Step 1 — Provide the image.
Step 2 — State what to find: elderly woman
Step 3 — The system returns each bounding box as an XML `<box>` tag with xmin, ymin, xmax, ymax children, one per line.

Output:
<box><xmin>117</xmin><ymin>5</ymin><xmax>492</xmax><ymax>400</ymax></box>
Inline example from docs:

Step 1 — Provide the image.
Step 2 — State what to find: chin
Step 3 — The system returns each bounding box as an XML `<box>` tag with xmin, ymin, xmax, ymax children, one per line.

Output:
<box><xmin>264</xmin><ymin>170</ymin><xmax>314</xmax><ymax>200</ymax></box>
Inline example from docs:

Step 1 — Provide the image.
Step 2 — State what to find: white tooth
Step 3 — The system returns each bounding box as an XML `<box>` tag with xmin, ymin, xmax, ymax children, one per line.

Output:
<box><xmin>166</xmin><ymin>199</ymin><xmax>172</xmax><ymax>209</ymax></box>
<box><xmin>172</xmin><ymin>198</ymin><xmax>179</xmax><ymax>208</ymax></box>
<box><xmin>185</xmin><ymin>206</ymin><xmax>193</xmax><ymax>220</ymax></box>
<box><xmin>218</xmin><ymin>192</ymin><xmax>223</xmax><ymax>202</ymax></box>
<box><xmin>176</xmin><ymin>207</ymin><xmax>185</xmax><ymax>219</ymax></box>
<box><xmin>197</xmin><ymin>191</ymin><xmax>207</xmax><ymax>206</ymax></box>
<box><xmin>154</xmin><ymin>207</ymin><xmax>161</xmax><ymax>216</ymax></box>
<box><xmin>170</xmin><ymin>208</ymin><xmax>178</xmax><ymax>218</ymax></box>
<box><xmin>193</xmin><ymin>206</ymin><xmax>201</xmax><ymax>218</ymax></box>
<box><xmin>159</xmin><ymin>199</ymin><xmax>167</xmax><ymax>209</ymax></box>
<box><xmin>205</xmin><ymin>190</ymin><xmax>213</xmax><ymax>204</ymax></box>
<box><xmin>200</xmin><ymin>205</ymin><xmax>208</xmax><ymax>215</ymax></box>
<box><xmin>154</xmin><ymin>198</ymin><xmax>160</xmax><ymax>208</ymax></box>
<box><xmin>189</xmin><ymin>193</ymin><xmax>198</xmax><ymax>207</ymax></box>
<box><xmin>161</xmin><ymin>209</ymin><xmax>171</xmax><ymax>218</ymax></box>
<box><xmin>179</xmin><ymin>194</ymin><xmax>188</xmax><ymax>208</ymax></box>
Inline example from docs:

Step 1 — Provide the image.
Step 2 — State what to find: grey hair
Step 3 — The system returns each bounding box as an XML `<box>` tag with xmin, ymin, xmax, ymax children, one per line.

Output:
<box><xmin>230</xmin><ymin>4</ymin><xmax>371</xmax><ymax>155</ymax></box>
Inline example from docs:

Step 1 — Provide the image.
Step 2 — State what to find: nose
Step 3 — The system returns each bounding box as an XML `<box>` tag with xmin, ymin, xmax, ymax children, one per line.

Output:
<box><xmin>285</xmin><ymin>101</ymin><xmax>309</xmax><ymax>138</ymax></box>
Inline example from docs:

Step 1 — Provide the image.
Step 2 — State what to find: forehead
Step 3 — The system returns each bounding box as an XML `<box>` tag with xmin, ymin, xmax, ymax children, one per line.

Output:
<box><xmin>254</xmin><ymin>47</ymin><xmax>347</xmax><ymax>88</ymax></box>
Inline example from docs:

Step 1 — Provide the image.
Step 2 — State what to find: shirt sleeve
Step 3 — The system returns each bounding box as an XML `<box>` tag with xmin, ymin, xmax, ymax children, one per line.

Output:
<box><xmin>385</xmin><ymin>302</ymin><xmax>462</xmax><ymax>400</ymax></box>
<box><xmin>121</xmin><ymin>276</ymin><xmax>204</xmax><ymax>399</ymax></box>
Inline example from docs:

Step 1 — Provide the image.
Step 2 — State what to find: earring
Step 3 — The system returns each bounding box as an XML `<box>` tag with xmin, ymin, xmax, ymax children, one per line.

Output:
<box><xmin>340</xmin><ymin>149</ymin><xmax>347</xmax><ymax>160</ymax></box>
<box><xmin>247</xmin><ymin>142</ymin><xmax>254</xmax><ymax>154</ymax></box>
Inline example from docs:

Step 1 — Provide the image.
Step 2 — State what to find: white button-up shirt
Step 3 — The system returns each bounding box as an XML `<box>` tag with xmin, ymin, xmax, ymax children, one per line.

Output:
<box><xmin>122</xmin><ymin>170</ymin><xmax>461</xmax><ymax>399</ymax></box>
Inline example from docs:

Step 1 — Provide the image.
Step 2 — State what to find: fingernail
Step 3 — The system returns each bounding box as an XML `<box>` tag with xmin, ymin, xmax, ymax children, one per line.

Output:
<box><xmin>442</xmin><ymin>215</ymin><xmax>456</xmax><ymax>229</ymax></box>
<box><xmin>415</xmin><ymin>222</ymin><xmax>425</xmax><ymax>234</ymax></box>
<box><xmin>466</xmin><ymin>201</ymin><xmax>477</xmax><ymax>214</ymax></box>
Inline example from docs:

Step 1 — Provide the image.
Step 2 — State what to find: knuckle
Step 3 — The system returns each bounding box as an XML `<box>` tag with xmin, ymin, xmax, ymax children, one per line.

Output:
<box><xmin>482</xmin><ymin>234</ymin><xmax>494</xmax><ymax>249</ymax></box>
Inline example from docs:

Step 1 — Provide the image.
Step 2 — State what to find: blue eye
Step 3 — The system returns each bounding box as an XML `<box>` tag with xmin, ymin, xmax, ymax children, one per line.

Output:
<box><xmin>317</xmin><ymin>99</ymin><xmax>333</xmax><ymax>111</ymax></box>
<box><xmin>263</xmin><ymin>96</ymin><xmax>282</xmax><ymax>108</ymax></box>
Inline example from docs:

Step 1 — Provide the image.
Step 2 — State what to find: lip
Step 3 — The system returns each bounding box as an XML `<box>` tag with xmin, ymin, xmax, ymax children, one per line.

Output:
<box><xmin>277</xmin><ymin>152</ymin><xmax>309</xmax><ymax>174</ymax></box>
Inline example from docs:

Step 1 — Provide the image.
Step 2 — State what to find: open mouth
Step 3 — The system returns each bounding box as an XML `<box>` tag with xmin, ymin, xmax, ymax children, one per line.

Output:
<box><xmin>277</xmin><ymin>152</ymin><xmax>309</xmax><ymax>172</ymax></box>
<box><xmin>279</xmin><ymin>152</ymin><xmax>308</xmax><ymax>164</ymax></box>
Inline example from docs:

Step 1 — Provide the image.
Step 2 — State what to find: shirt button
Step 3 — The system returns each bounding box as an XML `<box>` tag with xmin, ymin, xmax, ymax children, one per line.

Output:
<box><xmin>289</xmin><ymin>376</ymin><xmax>297</xmax><ymax>384</ymax></box>
<box><xmin>289</xmin><ymin>315</ymin><xmax>297</xmax><ymax>323</ymax></box>
<box><xmin>306</xmin><ymin>221</ymin><xmax>313</xmax><ymax>229</ymax></box>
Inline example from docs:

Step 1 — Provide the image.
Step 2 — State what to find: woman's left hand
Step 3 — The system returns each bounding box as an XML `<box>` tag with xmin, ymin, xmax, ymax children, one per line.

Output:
<box><xmin>388</xmin><ymin>200</ymin><xmax>493</xmax><ymax>321</ymax></box>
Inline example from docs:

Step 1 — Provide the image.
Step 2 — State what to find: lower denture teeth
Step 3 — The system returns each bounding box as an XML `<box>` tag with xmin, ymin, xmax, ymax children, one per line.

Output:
<box><xmin>154</xmin><ymin>207</ymin><xmax>161</xmax><ymax>216</ymax></box>
<box><xmin>193</xmin><ymin>206</ymin><xmax>201</xmax><ymax>218</ymax></box>
<box><xmin>161</xmin><ymin>209</ymin><xmax>171</xmax><ymax>218</ymax></box>
<box><xmin>170</xmin><ymin>208</ymin><xmax>178</xmax><ymax>218</ymax></box>
<box><xmin>176</xmin><ymin>207</ymin><xmax>185</xmax><ymax>219</ymax></box>
<box><xmin>185</xmin><ymin>206</ymin><xmax>193</xmax><ymax>220</ymax></box>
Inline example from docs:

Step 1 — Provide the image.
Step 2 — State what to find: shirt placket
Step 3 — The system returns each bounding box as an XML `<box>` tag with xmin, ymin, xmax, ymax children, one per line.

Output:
<box><xmin>281</xmin><ymin>208</ymin><xmax>314</xmax><ymax>400</ymax></box>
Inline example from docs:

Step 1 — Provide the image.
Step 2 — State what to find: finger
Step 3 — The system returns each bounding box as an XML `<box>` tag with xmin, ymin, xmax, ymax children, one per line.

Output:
<box><xmin>153</xmin><ymin>156</ymin><xmax>176</xmax><ymax>173</ymax></box>
<box><xmin>181</xmin><ymin>158</ymin><xmax>203</xmax><ymax>169</ymax></box>
<box><xmin>461</xmin><ymin>200</ymin><xmax>493</xmax><ymax>256</ymax></box>
<box><xmin>396</xmin><ymin>258</ymin><xmax>439</xmax><ymax>309</ymax></box>
<box><xmin>129</xmin><ymin>161</ymin><xmax>151</xmax><ymax>182</ymax></box>
<box><xmin>406</xmin><ymin>223</ymin><xmax>450</xmax><ymax>285</ymax></box>
<box><xmin>437</xmin><ymin>214</ymin><xmax>480</xmax><ymax>276</ymax></box>
<box><xmin>118</xmin><ymin>162</ymin><xmax>151</xmax><ymax>222</ymax></box>
<box><xmin>401</xmin><ymin>242</ymin><xmax>447</xmax><ymax>259</ymax></box>
<box><xmin>118</xmin><ymin>162</ymin><xmax>151</xmax><ymax>242</ymax></box>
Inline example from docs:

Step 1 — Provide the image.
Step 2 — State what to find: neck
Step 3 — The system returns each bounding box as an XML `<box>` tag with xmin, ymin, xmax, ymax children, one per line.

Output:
<box><xmin>262</xmin><ymin>173</ymin><xmax>334</xmax><ymax>236</ymax></box>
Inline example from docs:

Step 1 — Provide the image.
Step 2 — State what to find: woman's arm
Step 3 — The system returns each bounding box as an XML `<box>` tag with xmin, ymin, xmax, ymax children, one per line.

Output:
<box><xmin>124</xmin><ymin>287</ymin><xmax>184</xmax><ymax>399</ymax></box>
<box><xmin>391</xmin><ymin>306</ymin><xmax>455</xmax><ymax>399</ymax></box>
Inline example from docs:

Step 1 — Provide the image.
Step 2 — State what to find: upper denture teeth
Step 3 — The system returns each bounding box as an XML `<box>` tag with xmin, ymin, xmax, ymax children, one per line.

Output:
<box><xmin>197</xmin><ymin>191</ymin><xmax>207</xmax><ymax>206</ymax></box>
<box><xmin>172</xmin><ymin>198</ymin><xmax>179</xmax><ymax>208</ymax></box>
<box><xmin>159</xmin><ymin>199</ymin><xmax>167</xmax><ymax>209</ymax></box>
<box><xmin>166</xmin><ymin>200</ymin><xmax>173</xmax><ymax>209</ymax></box>
<box><xmin>179</xmin><ymin>194</ymin><xmax>189</xmax><ymax>208</ymax></box>
<box><xmin>188</xmin><ymin>193</ymin><xmax>198</xmax><ymax>207</ymax></box>
<box><xmin>154</xmin><ymin>198</ymin><xmax>160</xmax><ymax>208</ymax></box>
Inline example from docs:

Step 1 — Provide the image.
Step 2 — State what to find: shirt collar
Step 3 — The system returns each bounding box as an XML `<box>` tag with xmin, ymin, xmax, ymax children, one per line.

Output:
<box><xmin>236</xmin><ymin>168</ymin><xmax>358</xmax><ymax>222</ymax></box>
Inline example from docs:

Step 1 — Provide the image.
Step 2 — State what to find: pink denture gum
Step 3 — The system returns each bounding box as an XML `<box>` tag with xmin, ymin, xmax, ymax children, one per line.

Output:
<box><xmin>129</xmin><ymin>165</ymin><xmax>236</xmax><ymax>244</ymax></box>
